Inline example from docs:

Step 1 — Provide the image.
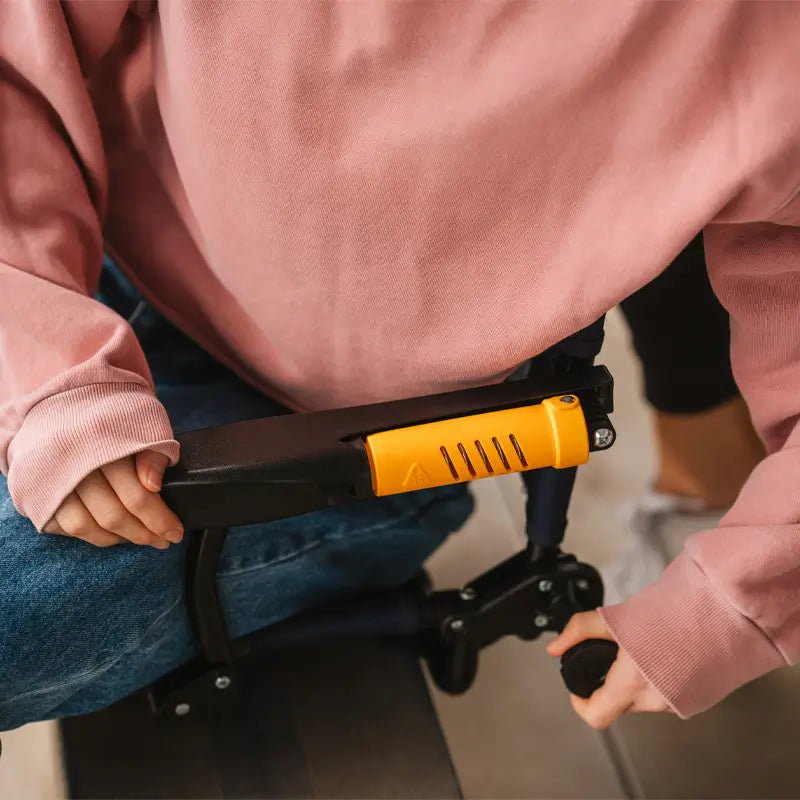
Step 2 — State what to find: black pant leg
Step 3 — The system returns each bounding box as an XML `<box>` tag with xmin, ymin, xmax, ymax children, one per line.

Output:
<box><xmin>618</xmin><ymin>233</ymin><xmax>738</xmax><ymax>414</ymax></box>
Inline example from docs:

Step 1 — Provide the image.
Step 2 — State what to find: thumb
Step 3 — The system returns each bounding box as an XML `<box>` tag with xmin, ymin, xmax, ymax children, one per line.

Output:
<box><xmin>546</xmin><ymin>610</ymin><xmax>612</xmax><ymax>657</ymax></box>
<box><xmin>135</xmin><ymin>450</ymin><xmax>171</xmax><ymax>492</ymax></box>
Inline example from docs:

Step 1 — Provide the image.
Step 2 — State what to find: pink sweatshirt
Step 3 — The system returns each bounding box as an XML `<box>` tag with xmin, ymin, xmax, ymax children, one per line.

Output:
<box><xmin>2</xmin><ymin>1</ymin><xmax>800</xmax><ymax>717</ymax></box>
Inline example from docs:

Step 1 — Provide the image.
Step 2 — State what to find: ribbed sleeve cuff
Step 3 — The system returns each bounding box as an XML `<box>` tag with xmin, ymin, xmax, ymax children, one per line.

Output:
<box><xmin>599</xmin><ymin>554</ymin><xmax>785</xmax><ymax>718</ymax></box>
<box><xmin>7</xmin><ymin>382</ymin><xmax>180</xmax><ymax>529</ymax></box>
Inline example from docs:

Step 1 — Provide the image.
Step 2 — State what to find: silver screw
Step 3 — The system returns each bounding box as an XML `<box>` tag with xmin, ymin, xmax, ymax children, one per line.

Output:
<box><xmin>576</xmin><ymin>579</ymin><xmax>589</xmax><ymax>591</ymax></box>
<box><xmin>537</xmin><ymin>579</ymin><xmax>553</xmax><ymax>593</ymax></box>
<box><xmin>460</xmin><ymin>588</ymin><xmax>476</xmax><ymax>601</ymax></box>
<box><xmin>215</xmin><ymin>675</ymin><xmax>232</xmax><ymax>690</ymax></box>
<box><xmin>560</xmin><ymin>395</ymin><xmax>576</xmax><ymax>405</ymax></box>
<box><xmin>449</xmin><ymin>618</ymin><xmax>465</xmax><ymax>632</ymax></box>
<box><xmin>534</xmin><ymin>614</ymin><xmax>549</xmax><ymax>628</ymax></box>
<box><xmin>593</xmin><ymin>427</ymin><xmax>615</xmax><ymax>449</ymax></box>
<box><xmin>174</xmin><ymin>703</ymin><xmax>191</xmax><ymax>716</ymax></box>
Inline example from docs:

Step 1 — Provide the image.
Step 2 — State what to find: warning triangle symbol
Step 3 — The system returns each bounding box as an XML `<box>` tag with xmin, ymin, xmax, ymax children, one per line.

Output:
<box><xmin>402</xmin><ymin>463</ymin><xmax>431</xmax><ymax>489</ymax></box>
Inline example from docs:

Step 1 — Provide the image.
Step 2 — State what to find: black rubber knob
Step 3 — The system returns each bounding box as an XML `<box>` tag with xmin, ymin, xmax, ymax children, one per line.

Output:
<box><xmin>560</xmin><ymin>639</ymin><xmax>619</xmax><ymax>699</ymax></box>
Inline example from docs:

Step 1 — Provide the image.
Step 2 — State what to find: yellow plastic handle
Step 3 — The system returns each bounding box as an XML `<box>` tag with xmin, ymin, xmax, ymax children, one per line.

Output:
<box><xmin>365</xmin><ymin>395</ymin><xmax>589</xmax><ymax>496</ymax></box>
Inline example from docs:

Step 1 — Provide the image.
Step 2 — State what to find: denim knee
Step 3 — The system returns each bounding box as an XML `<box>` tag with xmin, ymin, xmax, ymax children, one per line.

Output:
<box><xmin>0</xmin><ymin>479</ymin><xmax>474</xmax><ymax>728</ymax></box>
<box><xmin>0</xmin><ymin>481</ymin><xmax>190</xmax><ymax>729</ymax></box>
<box><xmin>218</xmin><ymin>484</ymin><xmax>475</xmax><ymax>638</ymax></box>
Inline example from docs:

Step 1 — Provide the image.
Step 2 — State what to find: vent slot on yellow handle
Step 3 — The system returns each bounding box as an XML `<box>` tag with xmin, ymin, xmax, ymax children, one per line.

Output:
<box><xmin>365</xmin><ymin>395</ymin><xmax>589</xmax><ymax>497</ymax></box>
<box><xmin>509</xmin><ymin>434</ymin><xmax>528</xmax><ymax>468</ymax></box>
<box><xmin>475</xmin><ymin>440</ymin><xmax>494</xmax><ymax>473</ymax></box>
<box><xmin>492</xmin><ymin>437</ymin><xmax>511</xmax><ymax>470</ymax></box>
<box><xmin>440</xmin><ymin>446</ymin><xmax>459</xmax><ymax>480</ymax></box>
<box><xmin>457</xmin><ymin>443</ymin><xmax>477</xmax><ymax>477</ymax></box>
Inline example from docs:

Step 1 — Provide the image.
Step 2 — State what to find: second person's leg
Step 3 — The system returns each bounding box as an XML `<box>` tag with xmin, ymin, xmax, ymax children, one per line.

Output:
<box><xmin>618</xmin><ymin>233</ymin><xmax>764</xmax><ymax>509</ymax></box>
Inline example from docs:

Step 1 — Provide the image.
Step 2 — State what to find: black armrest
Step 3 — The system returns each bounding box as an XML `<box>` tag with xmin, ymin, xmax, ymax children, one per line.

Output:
<box><xmin>161</xmin><ymin>365</ymin><xmax>613</xmax><ymax>529</ymax></box>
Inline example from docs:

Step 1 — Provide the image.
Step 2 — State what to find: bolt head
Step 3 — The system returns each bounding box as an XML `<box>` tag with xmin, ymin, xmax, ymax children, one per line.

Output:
<box><xmin>174</xmin><ymin>703</ymin><xmax>191</xmax><ymax>717</ymax></box>
<box><xmin>593</xmin><ymin>427</ymin><xmax>615</xmax><ymax>449</ymax></box>
<box><xmin>449</xmin><ymin>618</ymin><xmax>465</xmax><ymax>632</ymax></box>
<box><xmin>537</xmin><ymin>579</ymin><xmax>553</xmax><ymax>593</ymax></box>
<box><xmin>534</xmin><ymin>614</ymin><xmax>549</xmax><ymax>628</ymax></box>
<box><xmin>215</xmin><ymin>675</ymin><xmax>232</xmax><ymax>690</ymax></box>
<box><xmin>560</xmin><ymin>395</ymin><xmax>576</xmax><ymax>405</ymax></box>
<box><xmin>460</xmin><ymin>588</ymin><xmax>476</xmax><ymax>601</ymax></box>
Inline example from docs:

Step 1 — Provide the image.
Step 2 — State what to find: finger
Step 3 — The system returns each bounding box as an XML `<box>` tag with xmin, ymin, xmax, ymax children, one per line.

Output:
<box><xmin>42</xmin><ymin>518</ymin><xmax>67</xmax><ymax>536</ymax></box>
<box><xmin>135</xmin><ymin>450</ymin><xmax>171</xmax><ymax>492</ymax></box>
<box><xmin>103</xmin><ymin>459</ymin><xmax>184</xmax><ymax>543</ymax></box>
<box><xmin>571</xmin><ymin>692</ymin><xmax>633</xmax><ymax>729</ymax></box>
<box><xmin>76</xmin><ymin>471</ymin><xmax>169</xmax><ymax>549</ymax></box>
<box><xmin>628</xmin><ymin>685</ymin><xmax>671</xmax><ymax>714</ymax></box>
<box><xmin>547</xmin><ymin>610</ymin><xmax>613</xmax><ymax>656</ymax></box>
<box><xmin>570</xmin><ymin>660</ymin><xmax>633</xmax><ymax>729</ymax></box>
<box><xmin>55</xmin><ymin>494</ymin><xmax>127</xmax><ymax>548</ymax></box>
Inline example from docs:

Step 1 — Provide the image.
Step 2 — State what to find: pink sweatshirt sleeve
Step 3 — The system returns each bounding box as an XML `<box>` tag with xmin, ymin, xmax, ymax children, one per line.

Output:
<box><xmin>0</xmin><ymin>2</ymin><xmax>178</xmax><ymax>529</ymax></box>
<box><xmin>601</xmin><ymin>215</ymin><xmax>800</xmax><ymax>717</ymax></box>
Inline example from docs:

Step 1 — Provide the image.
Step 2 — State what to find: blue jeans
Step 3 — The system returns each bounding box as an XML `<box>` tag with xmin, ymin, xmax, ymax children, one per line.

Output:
<box><xmin>0</xmin><ymin>264</ymin><xmax>473</xmax><ymax>731</ymax></box>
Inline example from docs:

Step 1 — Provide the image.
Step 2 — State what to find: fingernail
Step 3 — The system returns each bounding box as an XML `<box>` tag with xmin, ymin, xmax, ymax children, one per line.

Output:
<box><xmin>152</xmin><ymin>539</ymin><xmax>170</xmax><ymax>550</ymax></box>
<box><xmin>164</xmin><ymin>529</ymin><xmax>183</xmax><ymax>544</ymax></box>
<box><xmin>147</xmin><ymin>468</ymin><xmax>162</xmax><ymax>491</ymax></box>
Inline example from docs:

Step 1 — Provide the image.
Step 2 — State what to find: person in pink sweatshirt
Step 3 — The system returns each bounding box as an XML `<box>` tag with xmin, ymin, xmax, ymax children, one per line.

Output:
<box><xmin>1</xmin><ymin>2</ymin><xmax>799</xmax><ymax>731</ymax></box>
